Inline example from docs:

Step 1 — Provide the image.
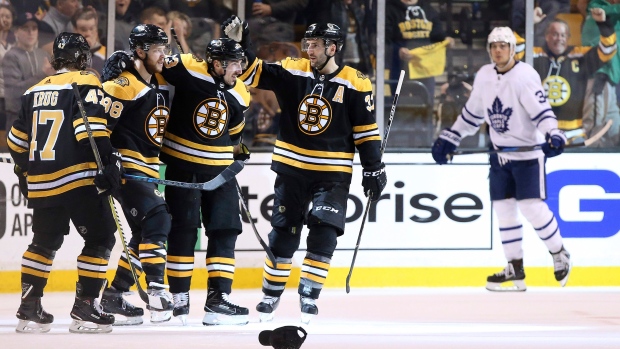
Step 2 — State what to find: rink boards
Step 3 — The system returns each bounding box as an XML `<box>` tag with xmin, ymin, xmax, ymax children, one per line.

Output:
<box><xmin>1</xmin><ymin>152</ymin><xmax>619</xmax><ymax>291</ymax></box>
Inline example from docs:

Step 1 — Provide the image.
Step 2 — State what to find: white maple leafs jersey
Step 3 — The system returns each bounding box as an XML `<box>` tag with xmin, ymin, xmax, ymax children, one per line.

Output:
<box><xmin>451</xmin><ymin>61</ymin><xmax>559</xmax><ymax>161</ymax></box>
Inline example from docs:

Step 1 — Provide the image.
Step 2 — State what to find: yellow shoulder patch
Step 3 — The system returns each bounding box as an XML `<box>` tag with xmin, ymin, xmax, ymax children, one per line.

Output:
<box><xmin>335</xmin><ymin>66</ymin><xmax>372</xmax><ymax>92</ymax></box>
<box><xmin>233</xmin><ymin>79</ymin><xmax>251</xmax><ymax>107</ymax></box>
<box><xmin>281</xmin><ymin>57</ymin><xmax>312</xmax><ymax>73</ymax></box>
<box><xmin>102</xmin><ymin>71</ymin><xmax>147</xmax><ymax>100</ymax></box>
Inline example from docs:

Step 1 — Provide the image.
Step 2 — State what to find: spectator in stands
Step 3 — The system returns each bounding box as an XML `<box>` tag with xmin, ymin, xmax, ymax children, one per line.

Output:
<box><xmin>386</xmin><ymin>0</ymin><xmax>455</xmax><ymax>105</ymax></box>
<box><xmin>9</xmin><ymin>0</ymin><xmax>48</xmax><ymax>20</ymax></box>
<box><xmin>170</xmin><ymin>0</ymin><xmax>232</xmax><ymax>23</ymax></box>
<box><xmin>140</xmin><ymin>6</ymin><xmax>172</xmax><ymax>50</ymax></box>
<box><xmin>245</xmin><ymin>0</ymin><xmax>309</xmax><ymax>46</ymax></box>
<box><xmin>517</xmin><ymin>8</ymin><xmax>616</xmax><ymax>144</ymax></box>
<box><xmin>2</xmin><ymin>12</ymin><xmax>55</xmax><ymax>131</ymax></box>
<box><xmin>167</xmin><ymin>10</ymin><xmax>191</xmax><ymax>54</ymax></box>
<box><xmin>115</xmin><ymin>0</ymin><xmax>138</xmax><ymax>51</ymax></box>
<box><xmin>581</xmin><ymin>0</ymin><xmax>620</xmax><ymax>146</ymax></box>
<box><xmin>42</xmin><ymin>0</ymin><xmax>78</xmax><ymax>35</ymax></box>
<box><xmin>0</xmin><ymin>3</ymin><xmax>14</xmax><ymax>134</ymax></box>
<box><xmin>305</xmin><ymin>0</ymin><xmax>373</xmax><ymax>76</ymax></box>
<box><xmin>72</xmin><ymin>6</ymin><xmax>106</xmax><ymax>75</ymax></box>
<box><xmin>512</xmin><ymin>0</ymin><xmax>570</xmax><ymax>46</ymax></box>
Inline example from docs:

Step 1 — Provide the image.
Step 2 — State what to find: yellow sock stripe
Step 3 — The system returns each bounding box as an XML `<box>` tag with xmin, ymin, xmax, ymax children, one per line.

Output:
<box><xmin>167</xmin><ymin>270</ymin><xmax>193</xmax><ymax>278</ymax></box>
<box><xmin>167</xmin><ymin>255</ymin><xmax>195</xmax><ymax>263</ymax></box>
<box><xmin>21</xmin><ymin>266</ymin><xmax>50</xmax><ymax>278</ymax></box>
<box><xmin>77</xmin><ymin>255</ymin><xmax>108</xmax><ymax>266</ymax></box>
<box><xmin>206</xmin><ymin>257</ymin><xmax>235</xmax><ymax>266</ymax></box>
<box><xmin>77</xmin><ymin>269</ymin><xmax>107</xmax><ymax>279</ymax></box>
<box><xmin>141</xmin><ymin>257</ymin><xmax>166</xmax><ymax>265</ymax></box>
<box><xmin>208</xmin><ymin>270</ymin><xmax>234</xmax><ymax>279</ymax></box>
<box><xmin>23</xmin><ymin>251</ymin><xmax>53</xmax><ymax>265</ymax></box>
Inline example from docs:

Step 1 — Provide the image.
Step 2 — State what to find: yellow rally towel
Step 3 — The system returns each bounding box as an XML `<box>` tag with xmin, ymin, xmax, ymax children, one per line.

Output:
<box><xmin>407</xmin><ymin>39</ymin><xmax>451</xmax><ymax>79</ymax></box>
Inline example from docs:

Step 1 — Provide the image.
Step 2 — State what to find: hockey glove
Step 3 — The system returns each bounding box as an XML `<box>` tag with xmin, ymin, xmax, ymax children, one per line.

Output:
<box><xmin>431</xmin><ymin>128</ymin><xmax>462</xmax><ymax>164</ymax></box>
<box><xmin>101</xmin><ymin>50</ymin><xmax>132</xmax><ymax>82</ymax></box>
<box><xmin>14</xmin><ymin>164</ymin><xmax>28</xmax><ymax>199</ymax></box>
<box><xmin>94</xmin><ymin>151</ymin><xmax>124</xmax><ymax>196</ymax></box>
<box><xmin>221</xmin><ymin>15</ymin><xmax>250</xmax><ymax>49</ymax></box>
<box><xmin>362</xmin><ymin>163</ymin><xmax>387</xmax><ymax>202</ymax></box>
<box><xmin>541</xmin><ymin>129</ymin><xmax>566</xmax><ymax>158</ymax></box>
<box><xmin>233</xmin><ymin>142</ymin><xmax>251</xmax><ymax>163</ymax></box>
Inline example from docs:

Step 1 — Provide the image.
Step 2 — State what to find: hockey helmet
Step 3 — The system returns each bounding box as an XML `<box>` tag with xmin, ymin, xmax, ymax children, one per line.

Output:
<box><xmin>302</xmin><ymin>23</ymin><xmax>344</xmax><ymax>52</ymax></box>
<box><xmin>487</xmin><ymin>27</ymin><xmax>516</xmax><ymax>59</ymax></box>
<box><xmin>51</xmin><ymin>32</ymin><xmax>92</xmax><ymax>70</ymax></box>
<box><xmin>129</xmin><ymin>24</ymin><xmax>170</xmax><ymax>54</ymax></box>
<box><xmin>205</xmin><ymin>38</ymin><xmax>246</xmax><ymax>68</ymax></box>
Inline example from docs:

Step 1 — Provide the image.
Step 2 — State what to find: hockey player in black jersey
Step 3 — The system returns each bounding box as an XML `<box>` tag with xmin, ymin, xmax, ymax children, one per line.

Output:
<box><xmin>7</xmin><ymin>32</ymin><xmax>121</xmax><ymax>334</ymax></box>
<box><xmin>99</xmin><ymin>24</ymin><xmax>174</xmax><ymax>325</ymax></box>
<box><xmin>100</xmin><ymin>37</ymin><xmax>251</xmax><ymax>325</ymax></box>
<box><xmin>222</xmin><ymin>18</ymin><xmax>387</xmax><ymax>324</ymax></box>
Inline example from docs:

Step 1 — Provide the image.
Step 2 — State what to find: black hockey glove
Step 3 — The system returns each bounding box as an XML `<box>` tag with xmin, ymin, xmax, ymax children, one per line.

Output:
<box><xmin>431</xmin><ymin>128</ymin><xmax>462</xmax><ymax>164</ymax></box>
<box><xmin>221</xmin><ymin>15</ymin><xmax>251</xmax><ymax>49</ymax></box>
<box><xmin>541</xmin><ymin>129</ymin><xmax>566</xmax><ymax>158</ymax></box>
<box><xmin>94</xmin><ymin>151</ymin><xmax>124</xmax><ymax>196</ymax></box>
<box><xmin>362</xmin><ymin>163</ymin><xmax>387</xmax><ymax>202</ymax></box>
<box><xmin>101</xmin><ymin>50</ymin><xmax>132</xmax><ymax>82</ymax></box>
<box><xmin>14</xmin><ymin>164</ymin><xmax>28</xmax><ymax>198</ymax></box>
<box><xmin>234</xmin><ymin>142</ymin><xmax>251</xmax><ymax>163</ymax></box>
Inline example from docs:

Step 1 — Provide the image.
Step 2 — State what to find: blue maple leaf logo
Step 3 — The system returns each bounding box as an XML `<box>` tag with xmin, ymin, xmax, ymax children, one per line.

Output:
<box><xmin>487</xmin><ymin>97</ymin><xmax>512</xmax><ymax>133</ymax></box>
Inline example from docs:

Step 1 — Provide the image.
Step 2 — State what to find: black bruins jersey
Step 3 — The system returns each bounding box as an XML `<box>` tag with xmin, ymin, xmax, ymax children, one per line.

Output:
<box><xmin>159</xmin><ymin>53</ymin><xmax>248</xmax><ymax>175</ymax></box>
<box><xmin>515</xmin><ymin>24</ymin><xmax>616</xmax><ymax>132</ymax></box>
<box><xmin>240</xmin><ymin>57</ymin><xmax>382</xmax><ymax>182</ymax></box>
<box><xmin>103</xmin><ymin>68</ymin><xmax>170</xmax><ymax>178</ymax></box>
<box><xmin>7</xmin><ymin>71</ymin><xmax>111</xmax><ymax>208</ymax></box>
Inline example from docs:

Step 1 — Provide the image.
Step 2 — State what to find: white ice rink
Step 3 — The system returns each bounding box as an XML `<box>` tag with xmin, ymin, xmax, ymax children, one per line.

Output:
<box><xmin>1</xmin><ymin>287</ymin><xmax>619</xmax><ymax>349</ymax></box>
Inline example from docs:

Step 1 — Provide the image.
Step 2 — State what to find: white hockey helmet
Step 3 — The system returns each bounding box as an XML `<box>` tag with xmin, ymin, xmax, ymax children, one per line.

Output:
<box><xmin>487</xmin><ymin>27</ymin><xmax>516</xmax><ymax>60</ymax></box>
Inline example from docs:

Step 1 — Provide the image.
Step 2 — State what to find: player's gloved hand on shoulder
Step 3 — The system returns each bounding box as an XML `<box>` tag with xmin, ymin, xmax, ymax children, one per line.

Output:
<box><xmin>234</xmin><ymin>142</ymin><xmax>251</xmax><ymax>163</ymax></box>
<box><xmin>101</xmin><ymin>50</ymin><xmax>132</xmax><ymax>82</ymax></box>
<box><xmin>14</xmin><ymin>164</ymin><xmax>28</xmax><ymax>198</ymax></box>
<box><xmin>94</xmin><ymin>151</ymin><xmax>124</xmax><ymax>196</ymax></box>
<box><xmin>431</xmin><ymin>128</ymin><xmax>461</xmax><ymax>164</ymax></box>
<box><xmin>541</xmin><ymin>129</ymin><xmax>566</xmax><ymax>158</ymax></box>
<box><xmin>221</xmin><ymin>15</ymin><xmax>250</xmax><ymax>49</ymax></box>
<box><xmin>362</xmin><ymin>163</ymin><xmax>387</xmax><ymax>202</ymax></box>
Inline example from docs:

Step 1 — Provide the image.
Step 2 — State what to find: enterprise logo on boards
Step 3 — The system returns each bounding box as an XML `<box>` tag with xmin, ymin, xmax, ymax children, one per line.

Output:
<box><xmin>547</xmin><ymin>170</ymin><xmax>620</xmax><ymax>238</ymax></box>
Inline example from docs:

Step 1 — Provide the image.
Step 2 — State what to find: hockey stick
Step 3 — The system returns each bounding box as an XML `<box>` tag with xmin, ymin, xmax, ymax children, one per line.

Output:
<box><xmin>170</xmin><ymin>27</ymin><xmax>183</xmax><ymax>54</ymax></box>
<box><xmin>71</xmin><ymin>83</ymin><xmax>149</xmax><ymax>304</ymax></box>
<box><xmin>450</xmin><ymin>120</ymin><xmax>613</xmax><ymax>157</ymax></box>
<box><xmin>122</xmin><ymin>160</ymin><xmax>243</xmax><ymax>191</ymax></box>
<box><xmin>345</xmin><ymin>70</ymin><xmax>405</xmax><ymax>294</ymax></box>
<box><xmin>236</xmin><ymin>182</ymin><xmax>277</xmax><ymax>267</ymax></box>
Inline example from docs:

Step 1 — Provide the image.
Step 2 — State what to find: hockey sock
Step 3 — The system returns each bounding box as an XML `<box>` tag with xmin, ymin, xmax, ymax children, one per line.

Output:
<box><xmin>205</xmin><ymin>231</ymin><xmax>238</xmax><ymax>294</ymax></box>
<box><xmin>166</xmin><ymin>255</ymin><xmax>194</xmax><ymax>293</ymax></box>
<box><xmin>518</xmin><ymin>199</ymin><xmax>564</xmax><ymax>253</ymax></box>
<box><xmin>298</xmin><ymin>252</ymin><xmax>331</xmax><ymax>299</ymax></box>
<box><xmin>140</xmin><ymin>240</ymin><xmax>167</xmax><ymax>285</ymax></box>
<box><xmin>111</xmin><ymin>246</ymin><xmax>142</xmax><ymax>292</ymax></box>
<box><xmin>262</xmin><ymin>256</ymin><xmax>293</xmax><ymax>297</ymax></box>
<box><xmin>493</xmin><ymin>199</ymin><xmax>524</xmax><ymax>261</ymax></box>
<box><xmin>77</xmin><ymin>247</ymin><xmax>111</xmax><ymax>298</ymax></box>
<box><xmin>21</xmin><ymin>244</ymin><xmax>56</xmax><ymax>297</ymax></box>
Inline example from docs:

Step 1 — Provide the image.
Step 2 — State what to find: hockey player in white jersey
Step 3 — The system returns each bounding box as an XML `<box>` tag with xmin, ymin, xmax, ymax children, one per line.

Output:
<box><xmin>431</xmin><ymin>27</ymin><xmax>572</xmax><ymax>291</ymax></box>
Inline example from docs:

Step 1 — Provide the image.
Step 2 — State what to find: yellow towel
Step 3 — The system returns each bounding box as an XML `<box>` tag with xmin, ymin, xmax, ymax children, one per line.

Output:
<box><xmin>407</xmin><ymin>39</ymin><xmax>451</xmax><ymax>79</ymax></box>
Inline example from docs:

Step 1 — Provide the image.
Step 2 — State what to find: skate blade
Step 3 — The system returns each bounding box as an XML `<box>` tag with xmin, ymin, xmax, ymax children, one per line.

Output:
<box><xmin>69</xmin><ymin>320</ymin><xmax>113</xmax><ymax>334</ymax></box>
<box><xmin>202</xmin><ymin>312</ymin><xmax>249</xmax><ymax>326</ymax></box>
<box><xmin>300</xmin><ymin>312</ymin><xmax>314</xmax><ymax>325</ymax></box>
<box><xmin>258</xmin><ymin>311</ymin><xmax>275</xmax><ymax>322</ymax></box>
<box><xmin>112</xmin><ymin>316</ymin><xmax>143</xmax><ymax>326</ymax></box>
<box><xmin>558</xmin><ymin>260</ymin><xmax>573</xmax><ymax>287</ymax></box>
<box><xmin>15</xmin><ymin>319</ymin><xmax>51</xmax><ymax>333</ymax></box>
<box><xmin>175</xmin><ymin>314</ymin><xmax>188</xmax><ymax>326</ymax></box>
<box><xmin>149</xmin><ymin>310</ymin><xmax>172</xmax><ymax>323</ymax></box>
<box><xmin>486</xmin><ymin>280</ymin><xmax>527</xmax><ymax>292</ymax></box>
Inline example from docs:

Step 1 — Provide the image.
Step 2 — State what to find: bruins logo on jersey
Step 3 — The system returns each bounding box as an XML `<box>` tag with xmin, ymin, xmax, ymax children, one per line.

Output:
<box><xmin>298</xmin><ymin>95</ymin><xmax>332</xmax><ymax>135</ymax></box>
<box><xmin>113</xmin><ymin>76</ymin><xmax>130</xmax><ymax>87</ymax></box>
<box><xmin>193</xmin><ymin>97</ymin><xmax>228</xmax><ymax>139</ymax></box>
<box><xmin>542</xmin><ymin>75</ymin><xmax>571</xmax><ymax>107</ymax></box>
<box><xmin>356</xmin><ymin>71</ymin><xmax>368</xmax><ymax>80</ymax></box>
<box><xmin>145</xmin><ymin>105</ymin><xmax>170</xmax><ymax>145</ymax></box>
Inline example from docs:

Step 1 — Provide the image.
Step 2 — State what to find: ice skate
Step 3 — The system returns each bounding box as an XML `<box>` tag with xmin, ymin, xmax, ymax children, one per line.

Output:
<box><xmin>300</xmin><ymin>296</ymin><xmax>318</xmax><ymax>324</ymax></box>
<box><xmin>15</xmin><ymin>297</ymin><xmax>54</xmax><ymax>333</ymax></box>
<box><xmin>551</xmin><ymin>246</ymin><xmax>572</xmax><ymax>287</ymax></box>
<box><xmin>100</xmin><ymin>287</ymin><xmax>144</xmax><ymax>326</ymax></box>
<box><xmin>172</xmin><ymin>292</ymin><xmax>190</xmax><ymax>325</ymax></box>
<box><xmin>486</xmin><ymin>259</ymin><xmax>526</xmax><ymax>292</ymax></box>
<box><xmin>256</xmin><ymin>295</ymin><xmax>280</xmax><ymax>322</ymax></box>
<box><xmin>146</xmin><ymin>282</ymin><xmax>173</xmax><ymax>323</ymax></box>
<box><xmin>202</xmin><ymin>289</ymin><xmax>249</xmax><ymax>325</ymax></box>
<box><xmin>69</xmin><ymin>296</ymin><xmax>114</xmax><ymax>333</ymax></box>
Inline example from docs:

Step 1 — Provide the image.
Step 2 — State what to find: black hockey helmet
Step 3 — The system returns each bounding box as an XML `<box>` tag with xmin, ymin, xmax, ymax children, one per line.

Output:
<box><xmin>205</xmin><ymin>38</ymin><xmax>246</xmax><ymax>67</ymax></box>
<box><xmin>51</xmin><ymin>32</ymin><xmax>92</xmax><ymax>70</ymax></box>
<box><xmin>302</xmin><ymin>23</ymin><xmax>344</xmax><ymax>52</ymax></box>
<box><xmin>129</xmin><ymin>24</ymin><xmax>169</xmax><ymax>54</ymax></box>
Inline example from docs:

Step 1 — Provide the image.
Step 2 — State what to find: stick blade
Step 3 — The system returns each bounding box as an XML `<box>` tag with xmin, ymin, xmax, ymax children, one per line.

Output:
<box><xmin>202</xmin><ymin>160</ymin><xmax>245</xmax><ymax>190</ymax></box>
<box><xmin>583</xmin><ymin>119</ymin><xmax>613</xmax><ymax>147</ymax></box>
